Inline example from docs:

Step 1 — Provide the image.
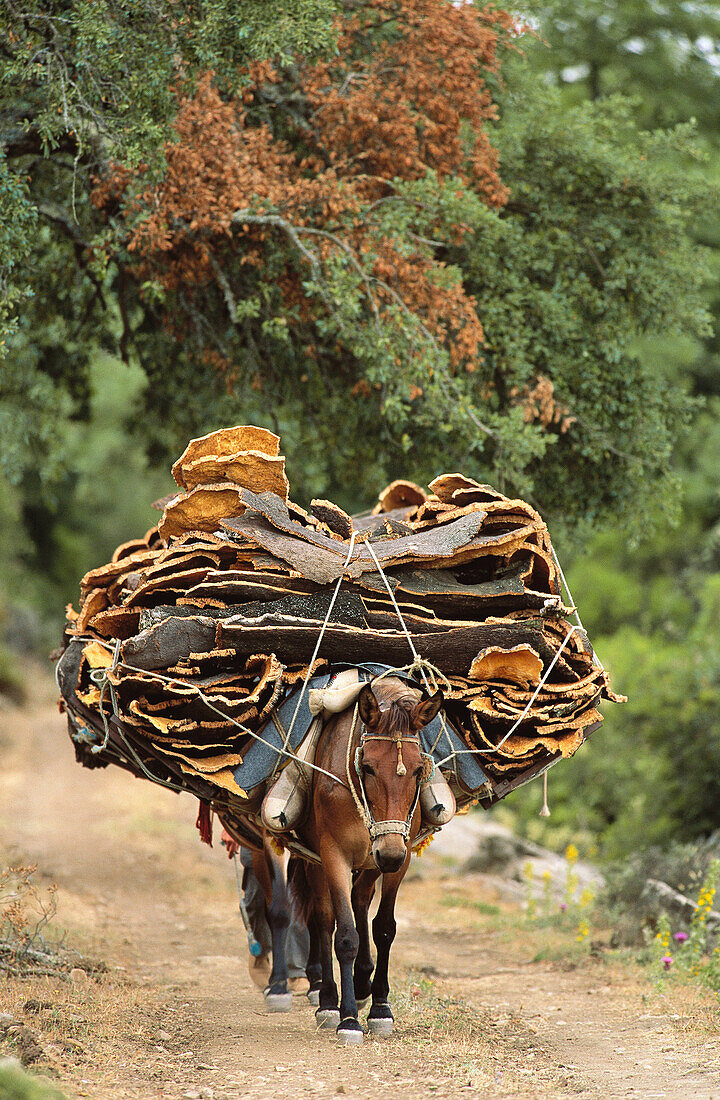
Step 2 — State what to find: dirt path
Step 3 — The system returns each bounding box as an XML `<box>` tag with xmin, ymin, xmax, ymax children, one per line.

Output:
<box><xmin>2</xmin><ymin>692</ymin><xmax>720</xmax><ymax>1099</ymax></box>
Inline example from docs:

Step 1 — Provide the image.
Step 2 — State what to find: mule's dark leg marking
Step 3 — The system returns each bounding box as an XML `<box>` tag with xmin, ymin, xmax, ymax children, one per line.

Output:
<box><xmin>319</xmin><ymin>919</ymin><xmax>339</xmax><ymax>1011</ymax></box>
<box><xmin>369</xmin><ymin>866</ymin><xmax>405</xmax><ymax>1023</ymax></box>
<box><xmin>309</xmin><ymin>867</ymin><xmax>339</xmax><ymax>1013</ymax></box>
<box><xmin>331</xmin><ymin>886</ymin><xmax>361</xmax><ymax>1032</ymax></box>
<box><xmin>266</xmin><ymin>859</ymin><xmax>290</xmax><ymax>995</ymax></box>
<box><xmin>306</xmin><ymin>911</ymin><xmax>323</xmax><ymax>995</ymax></box>
<box><xmin>352</xmin><ymin>870</ymin><xmax>378</xmax><ymax>1003</ymax></box>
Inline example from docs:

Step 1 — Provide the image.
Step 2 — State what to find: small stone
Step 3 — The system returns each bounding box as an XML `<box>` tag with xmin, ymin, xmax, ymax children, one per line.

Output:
<box><xmin>63</xmin><ymin>1038</ymin><xmax>86</xmax><ymax>1055</ymax></box>
<box><xmin>70</xmin><ymin>967</ymin><xmax>88</xmax><ymax>984</ymax></box>
<box><xmin>199</xmin><ymin>1089</ymin><xmax>214</xmax><ymax>1099</ymax></box>
<box><xmin>158</xmin><ymin>1029</ymin><xmax>172</xmax><ymax>1042</ymax></box>
<box><xmin>182</xmin><ymin>1092</ymin><xmax>201</xmax><ymax>1099</ymax></box>
<box><xmin>14</xmin><ymin>1026</ymin><xmax>44</xmax><ymax>1065</ymax></box>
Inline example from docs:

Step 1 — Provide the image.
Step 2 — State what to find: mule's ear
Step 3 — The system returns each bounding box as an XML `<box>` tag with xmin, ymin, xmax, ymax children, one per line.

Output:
<box><xmin>358</xmin><ymin>683</ymin><xmax>380</xmax><ymax>728</ymax></box>
<box><xmin>412</xmin><ymin>689</ymin><xmax>443</xmax><ymax>729</ymax></box>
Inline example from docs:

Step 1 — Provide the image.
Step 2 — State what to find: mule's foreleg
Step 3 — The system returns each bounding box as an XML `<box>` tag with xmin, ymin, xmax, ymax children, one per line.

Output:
<box><xmin>368</xmin><ymin>859</ymin><xmax>409</xmax><ymax>1036</ymax></box>
<box><xmin>325</xmin><ymin>852</ymin><xmax>363</xmax><ymax>1043</ymax></box>
<box><xmin>307</xmin><ymin>864</ymin><xmax>340</xmax><ymax>1028</ymax></box>
<box><xmin>305</xmin><ymin>911</ymin><xmax>323</xmax><ymax>1005</ymax></box>
<box><xmin>351</xmin><ymin>870</ymin><xmax>379</xmax><ymax>1004</ymax></box>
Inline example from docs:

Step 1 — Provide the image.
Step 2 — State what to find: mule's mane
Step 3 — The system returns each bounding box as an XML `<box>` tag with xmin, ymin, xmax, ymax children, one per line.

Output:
<box><xmin>371</xmin><ymin>678</ymin><xmax>421</xmax><ymax>739</ymax></box>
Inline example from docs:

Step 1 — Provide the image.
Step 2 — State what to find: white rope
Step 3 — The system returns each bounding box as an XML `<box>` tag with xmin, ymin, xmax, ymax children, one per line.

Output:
<box><xmin>362</xmin><ymin>537</ymin><xmax>457</xmax><ymax>758</ymax></box>
<box><xmin>550</xmin><ymin>546</ymin><xmax>604</xmax><ymax>672</ymax></box>
<box><xmin>63</xmin><ymin>639</ymin><xmax>350</xmax><ymax>788</ymax></box>
<box><xmin>64</xmin><ymin>535</ymin><xmax>593</xmax><ymax>794</ymax></box>
<box><xmin>113</xmin><ymin>658</ymin><xmax>350</xmax><ymax>787</ymax></box>
<box><xmin>434</xmin><ymin>624</ymin><xmax>578</xmax><ymax>764</ymax></box>
<box><xmin>89</xmin><ymin>638</ymin><xmax>121</xmax><ymax>755</ymax></box>
<box><xmin>345</xmin><ymin>702</ymin><xmax>370</xmax><ymax>828</ymax></box>
<box><xmin>280</xmin><ymin>530</ymin><xmax>358</xmax><ymax>759</ymax></box>
<box><xmin>363</xmin><ymin>537</ymin><xmax>422</xmax><ymax>668</ymax></box>
<box><xmin>539</xmin><ymin>769</ymin><xmax>551</xmax><ymax>817</ymax></box>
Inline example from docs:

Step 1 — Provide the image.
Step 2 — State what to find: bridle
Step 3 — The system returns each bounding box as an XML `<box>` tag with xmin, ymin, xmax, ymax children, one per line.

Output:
<box><xmin>347</xmin><ymin>701</ymin><xmax>435</xmax><ymax>843</ymax></box>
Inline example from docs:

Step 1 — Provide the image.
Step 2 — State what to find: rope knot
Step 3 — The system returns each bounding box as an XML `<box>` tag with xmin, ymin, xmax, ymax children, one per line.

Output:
<box><xmin>393</xmin><ymin>730</ymin><xmax>406</xmax><ymax>775</ymax></box>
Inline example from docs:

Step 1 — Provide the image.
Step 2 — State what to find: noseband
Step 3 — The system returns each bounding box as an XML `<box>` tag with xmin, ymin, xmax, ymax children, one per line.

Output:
<box><xmin>349</xmin><ymin>706</ymin><xmax>434</xmax><ymax>842</ymax></box>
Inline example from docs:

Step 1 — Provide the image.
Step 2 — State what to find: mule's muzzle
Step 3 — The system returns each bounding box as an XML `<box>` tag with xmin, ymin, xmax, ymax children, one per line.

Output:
<box><xmin>372</xmin><ymin>835</ymin><xmax>407</xmax><ymax>874</ymax></box>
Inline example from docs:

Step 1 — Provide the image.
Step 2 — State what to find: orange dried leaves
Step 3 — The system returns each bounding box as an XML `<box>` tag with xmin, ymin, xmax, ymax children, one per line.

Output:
<box><xmin>97</xmin><ymin>3</ymin><xmax>517</xmax><ymax>377</ymax></box>
<box><xmin>510</xmin><ymin>376</ymin><xmax>576</xmax><ymax>433</ymax></box>
<box><xmin>304</xmin><ymin>0</ymin><xmax>513</xmax><ymax>204</ymax></box>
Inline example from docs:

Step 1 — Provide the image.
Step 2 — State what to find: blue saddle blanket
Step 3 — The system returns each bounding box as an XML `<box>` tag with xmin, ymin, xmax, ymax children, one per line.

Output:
<box><xmin>233</xmin><ymin>663</ymin><xmax>488</xmax><ymax>796</ymax></box>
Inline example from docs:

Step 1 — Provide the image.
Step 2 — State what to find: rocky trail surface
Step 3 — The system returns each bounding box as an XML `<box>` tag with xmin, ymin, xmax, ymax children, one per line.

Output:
<box><xmin>1</xmin><ymin>687</ymin><xmax>719</xmax><ymax>1099</ymax></box>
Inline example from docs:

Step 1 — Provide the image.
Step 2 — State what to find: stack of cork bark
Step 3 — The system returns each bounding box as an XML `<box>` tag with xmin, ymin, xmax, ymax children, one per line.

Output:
<box><xmin>56</xmin><ymin>425</ymin><xmax>622</xmax><ymax>824</ymax></box>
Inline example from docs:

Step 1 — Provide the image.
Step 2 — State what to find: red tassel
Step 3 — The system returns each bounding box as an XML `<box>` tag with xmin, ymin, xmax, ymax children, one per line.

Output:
<box><xmin>195</xmin><ymin>800</ymin><xmax>213</xmax><ymax>846</ymax></box>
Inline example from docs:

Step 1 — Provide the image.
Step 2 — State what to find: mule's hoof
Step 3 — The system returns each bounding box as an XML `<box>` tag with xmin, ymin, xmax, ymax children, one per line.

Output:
<box><xmin>368</xmin><ymin>1003</ymin><xmax>394</xmax><ymax>1038</ymax></box>
<box><xmin>264</xmin><ymin>990</ymin><xmax>293</xmax><ymax>1013</ymax></box>
<box><xmin>336</xmin><ymin>1019</ymin><xmax>364</xmax><ymax>1045</ymax></box>
<box><xmin>368</xmin><ymin>1016</ymin><xmax>393</xmax><ymax>1038</ymax></box>
<box><xmin>356</xmin><ymin>995</ymin><xmax>370</xmax><ymax>1010</ymax></box>
<box><xmin>315</xmin><ymin>1007</ymin><xmax>340</xmax><ymax>1030</ymax></box>
<box><xmin>307</xmin><ymin>989</ymin><xmax>320</xmax><ymax>1007</ymax></box>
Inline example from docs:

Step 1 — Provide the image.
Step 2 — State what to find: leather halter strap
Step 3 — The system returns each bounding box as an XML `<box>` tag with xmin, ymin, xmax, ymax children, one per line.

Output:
<box><xmin>353</xmin><ymin>726</ymin><xmax>423</xmax><ymax>841</ymax></box>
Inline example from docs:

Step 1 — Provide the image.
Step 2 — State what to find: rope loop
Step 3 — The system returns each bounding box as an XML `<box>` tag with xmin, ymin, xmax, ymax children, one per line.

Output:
<box><xmin>345</xmin><ymin>703</ymin><xmax>371</xmax><ymax>829</ymax></box>
<box><xmin>88</xmin><ymin>639</ymin><xmax>121</xmax><ymax>755</ymax></box>
<box><xmin>66</xmin><ymin>537</ymin><xmax>591</xmax><ymax>808</ymax></box>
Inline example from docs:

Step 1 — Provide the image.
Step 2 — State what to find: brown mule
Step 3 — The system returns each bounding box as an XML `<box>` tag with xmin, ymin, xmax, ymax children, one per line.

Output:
<box><xmin>294</xmin><ymin>676</ymin><xmax>443</xmax><ymax>1043</ymax></box>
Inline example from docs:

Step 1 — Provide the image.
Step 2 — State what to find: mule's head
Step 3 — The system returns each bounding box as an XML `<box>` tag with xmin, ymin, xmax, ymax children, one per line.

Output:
<box><xmin>357</xmin><ymin>680</ymin><xmax>443</xmax><ymax>873</ymax></box>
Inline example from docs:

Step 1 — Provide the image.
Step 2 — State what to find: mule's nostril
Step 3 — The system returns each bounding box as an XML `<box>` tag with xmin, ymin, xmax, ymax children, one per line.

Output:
<box><xmin>374</xmin><ymin>852</ymin><xmax>405</xmax><ymax>873</ymax></box>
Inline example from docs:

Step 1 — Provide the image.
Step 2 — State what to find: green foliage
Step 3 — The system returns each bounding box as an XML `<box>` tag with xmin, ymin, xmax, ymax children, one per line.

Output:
<box><xmin>0</xmin><ymin>0</ymin><xmax>338</xmax><ymax>472</ymax></box>
<box><xmin>600</xmin><ymin>838</ymin><xmax>717</xmax><ymax>935</ymax></box>
<box><xmin>0</xmin><ymin>644</ymin><xmax>25</xmax><ymax>704</ymax></box>
<box><xmin>2</xmin><ymin>4</ymin><xmax>714</xmax><ymax>535</ymax></box>
<box><xmin>0</xmin><ymin>1062</ymin><xmax>67</xmax><ymax>1100</ymax></box>
<box><xmin>491</xmin><ymin>0</ymin><xmax>720</xmax><ymax>861</ymax></box>
<box><xmin>645</xmin><ymin>863</ymin><xmax>720</xmax><ymax>998</ymax></box>
<box><xmin>0</xmin><ymin>153</ymin><xmax>36</xmax><ymax>351</ymax></box>
<box><xmin>1</xmin><ymin>0</ymin><xmax>337</xmax><ymax>168</ymax></box>
<box><xmin>0</xmin><ymin>0</ymin><xmax>336</xmax><ymax>457</ymax></box>
<box><xmin>522</xmin><ymin>0</ymin><xmax>720</xmax><ymax>138</ymax></box>
<box><xmin>522</xmin><ymin>0</ymin><xmax>720</xmax><ymax>401</ymax></box>
<box><xmin>0</xmin><ymin>354</ymin><xmax>172</xmax><ymax>647</ymax></box>
<box><xmin>114</xmin><ymin>62</ymin><xmax>714</xmax><ymax>531</ymax></box>
<box><xmin>465</xmin><ymin>74</ymin><xmax>710</xmax><ymax>530</ymax></box>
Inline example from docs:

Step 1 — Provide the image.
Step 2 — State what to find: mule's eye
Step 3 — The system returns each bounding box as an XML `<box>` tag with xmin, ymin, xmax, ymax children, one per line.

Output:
<box><xmin>362</xmin><ymin>764</ymin><xmax>375</xmax><ymax>777</ymax></box>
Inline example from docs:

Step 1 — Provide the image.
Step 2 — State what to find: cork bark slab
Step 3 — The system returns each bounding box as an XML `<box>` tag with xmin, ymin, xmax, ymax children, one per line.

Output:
<box><xmin>171</xmin><ymin>426</ymin><xmax>280</xmax><ymax>488</ymax></box>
